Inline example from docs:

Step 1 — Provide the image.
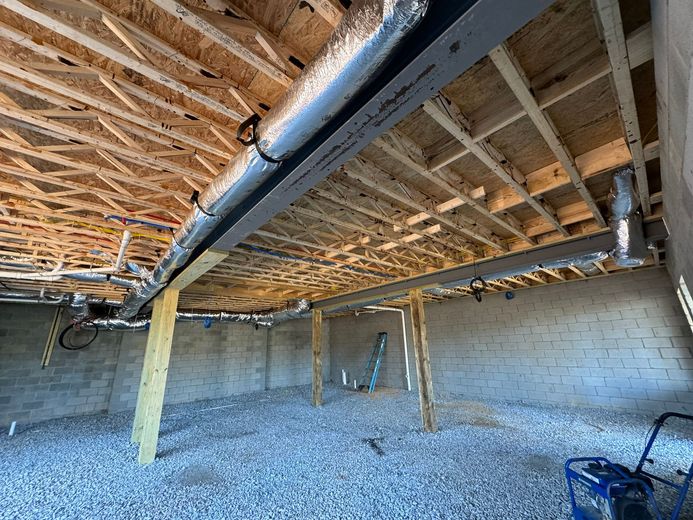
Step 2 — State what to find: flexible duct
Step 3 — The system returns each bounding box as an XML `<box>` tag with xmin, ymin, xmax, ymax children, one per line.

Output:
<box><xmin>85</xmin><ymin>299</ymin><xmax>312</xmax><ymax>330</ymax></box>
<box><xmin>0</xmin><ymin>290</ymin><xmax>69</xmax><ymax>305</ymax></box>
<box><xmin>63</xmin><ymin>272</ymin><xmax>136</xmax><ymax>289</ymax></box>
<box><xmin>608</xmin><ymin>167</ymin><xmax>649</xmax><ymax>267</ymax></box>
<box><xmin>0</xmin><ymin>290</ymin><xmax>123</xmax><ymax>307</ymax></box>
<box><xmin>0</xmin><ymin>266</ymin><xmax>136</xmax><ymax>286</ymax></box>
<box><xmin>0</xmin><ymin>289</ymin><xmax>308</xmax><ymax>329</ymax></box>
<box><xmin>542</xmin><ymin>251</ymin><xmax>609</xmax><ymax>276</ymax></box>
<box><xmin>117</xmin><ymin>0</ymin><xmax>429</xmax><ymax>318</ymax></box>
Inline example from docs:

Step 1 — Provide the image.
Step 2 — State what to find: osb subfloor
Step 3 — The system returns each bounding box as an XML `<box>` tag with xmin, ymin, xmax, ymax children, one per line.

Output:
<box><xmin>1</xmin><ymin>384</ymin><xmax>690</xmax><ymax>519</ymax></box>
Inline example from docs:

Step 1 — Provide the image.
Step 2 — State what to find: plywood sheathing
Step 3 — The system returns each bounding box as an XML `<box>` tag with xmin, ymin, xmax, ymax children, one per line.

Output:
<box><xmin>0</xmin><ymin>0</ymin><xmax>661</xmax><ymax>313</ymax></box>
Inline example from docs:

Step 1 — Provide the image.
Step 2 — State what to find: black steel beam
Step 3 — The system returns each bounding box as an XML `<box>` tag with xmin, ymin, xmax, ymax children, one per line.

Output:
<box><xmin>313</xmin><ymin>219</ymin><xmax>669</xmax><ymax>311</ymax></box>
<box><xmin>187</xmin><ymin>0</ymin><xmax>554</xmax><ymax>261</ymax></box>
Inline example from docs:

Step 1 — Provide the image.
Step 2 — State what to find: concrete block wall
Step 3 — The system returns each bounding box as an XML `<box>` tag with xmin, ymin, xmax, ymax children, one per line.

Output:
<box><xmin>266</xmin><ymin>317</ymin><xmax>330</xmax><ymax>389</ymax></box>
<box><xmin>329</xmin><ymin>267</ymin><xmax>693</xmax><ymax>413</ymax></box>
<box><xmin>107</xmin><ymin>324</ymin><xmax>270</xmax><ymax>413</ymax></box>
<box><xmin>330</xmin><ymin>310</ymin><xmax>410</xmax><ymax>390</ymax></box>
<box><xmin>0</xmin><ymin>305</ymin><xmax>329</xmax><ymax>427</ymax></box>
<box><xmin>651</xmin><ymin>0</ymin><xmax>693</xmax><ymax>293</ymax></box>
<box><xmin>0</xmin><ymin>305</ymin><xmax>123</xmax><ymax>426</ymax></box>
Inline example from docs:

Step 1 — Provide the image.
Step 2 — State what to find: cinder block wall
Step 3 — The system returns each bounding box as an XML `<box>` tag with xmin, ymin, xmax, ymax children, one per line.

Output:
<box><xmin>329</xmin><ymin>267</ymin><xmax>693</xmax><ymax>413</ymax></box>
<box><xmin>0</xmin><ymin>305</ymin><xmax>329</xmax><ymax>427</ymax></box>
<box><xmin>330</xmin><ymin>310</ymin><xmax>410</xmax><ymax>390</ymax></box>
<box><xmin>0</xmin><ymin>305</ymin><xmax>123</xmax><ymax>426</ymax></box>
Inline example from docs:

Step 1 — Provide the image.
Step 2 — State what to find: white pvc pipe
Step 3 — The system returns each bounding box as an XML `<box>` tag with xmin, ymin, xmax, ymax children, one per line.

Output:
<box><xmin>0</xmin><ymin>266</ymin><xmax>116</xmax><ymax>281</ymax></box>
<box><xmin>0</xmin><ymin>232</ymin><xmax>132</xmax><ymax>282</ymax></box>
<box><xmin>365</xmin><ymin>305</ymin><xmax>411</xmax><ymax>391</ymax></box>
<box><xmin>114</xmin><ymin>230</ymin><xmax>132</xmax><ymax>271</ymax></box>
<box><xmin>8</xmin><ymin>421</ymin><xmax>16</xmax><ymax>436</ymax></box>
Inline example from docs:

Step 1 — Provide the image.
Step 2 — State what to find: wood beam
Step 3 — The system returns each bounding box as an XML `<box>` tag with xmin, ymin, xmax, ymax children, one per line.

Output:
<box><xmin>593</xmin><ymin>0</ymin><xmax>651</xmax><ymax>215</ymax></box>
<box><xmin>342</xmin><ymin>161</ymin><xmax>482</xmax><ymax>255</ymax></box>
<box><xmin>423</xmin><ymin>94</ymin><xmax>569</xmax><ymax>236</ymax></box>
<box><xmin>489</xmin><ymin>43</ymin><xmax>607</xmax><ymax>228</ymax></box>
<box><xmin>408</xmin><ymin>288</ymin><xmax>437</xmax><ymax>433</ymax></box>
<box><xmin>0</xmin><ymin>57</ymin><xmax>230</xmax><ymax>159</ymax></box>
<box><xmin>40</xmin><ymin>306</ymin><xmax>64</xmax><ymax>368</ymax></box>
<box><xmin>168</xmin><ymin>249</ymin><xmax>228</xmax><ymax>291</ymax></box>
<box><xmin>309</xmin><ymin>188</ymin><xmax>464</xmax><ymax>260</ymax></box>
<box><xmin>133</xmin><ymin>288</ymin><xmax>179</xmax><ymax>465</ymax></box>
<box><xmin>373</xmin><ymin>129</ymin><xmax>535</xmax><ymax>245</ymax></box>
<box><xmin>1</xmin><ymin>0</ymin><xmax>243</xmax><ymax>122</ymax></box>
<box><xmin>312</xmin><ymin>309</ymin><xmax>323</xmax><ymax>407</ymax></box>
<box><xmin>426</xmin><ymin>23</ymin><xmax>652</xmax><ymax>172</ymax></box>
<box><xmin>302</xmin><ymin>0</ymin><xmax>345</xmax><ymax>28</ymax></box>
<box><xmin>150</xmin><ymin>0</ymin><xmax>291</xmax><ymax>87</ymax></box>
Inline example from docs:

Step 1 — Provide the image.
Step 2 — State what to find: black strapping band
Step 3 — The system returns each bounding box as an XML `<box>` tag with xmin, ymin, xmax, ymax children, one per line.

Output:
<box><xmin>190</xmin><ymin>190</ymin><xmax>215</xmax><ymax>217</ymax></box>
<box><xmin>236</xmin><ymin>113</ymin><xmax>281</xmax><ymax>164</ymax></box>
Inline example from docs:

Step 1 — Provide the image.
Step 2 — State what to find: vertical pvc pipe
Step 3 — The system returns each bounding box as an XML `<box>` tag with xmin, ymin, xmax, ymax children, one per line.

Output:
<box><xmin>364</xmin><ymin>306</ymin><xmax>411</xmax><ymax>391</ymax></box>
<box><xmin>400</xmin><ymin>309</ymin><xmax>412</xmax><ymax>392</ymax></box>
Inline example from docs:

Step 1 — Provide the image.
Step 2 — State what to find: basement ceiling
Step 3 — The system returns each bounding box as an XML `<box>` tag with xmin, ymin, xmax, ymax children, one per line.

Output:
<box><xmin>0</xmin><ymin>0</ymin><xmax>662</xmax><ymax>312</ymax></box>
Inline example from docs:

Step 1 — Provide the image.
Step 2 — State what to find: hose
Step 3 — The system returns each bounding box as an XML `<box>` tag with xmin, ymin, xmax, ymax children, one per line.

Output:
<box><xmin>58</xmin><ymin>323</ymin><xmax>99</xmax><ymax>350</ymax></box>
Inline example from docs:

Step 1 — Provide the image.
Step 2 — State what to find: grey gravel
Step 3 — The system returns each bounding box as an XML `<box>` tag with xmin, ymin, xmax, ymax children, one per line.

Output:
<box><xmin>1</xmin><ymin>384</ymin><xmax>691</xmax><ymax>519</ymax></box>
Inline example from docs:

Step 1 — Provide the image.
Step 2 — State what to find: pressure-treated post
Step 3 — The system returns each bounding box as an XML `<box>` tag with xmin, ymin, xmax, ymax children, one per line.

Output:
<box><xmin>312</xmin><ymin>309</ymin><xmax>323</xmax><ymax>407</ymax></box>
<box><xmin>408</xmin><ymin>288</ymin><xmax>437</xmax><ymax>432</ymax></box>
<box><xmin>132</xmin><ymin>288</ymin><xmax>179</xmax><ymax>464</ymax></box>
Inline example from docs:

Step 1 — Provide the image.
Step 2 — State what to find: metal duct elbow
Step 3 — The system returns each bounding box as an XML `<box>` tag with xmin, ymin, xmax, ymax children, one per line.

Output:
<box><xmin>68</xmin><ymin>293</ymin><xmax>90</xmax><ymax>322</ymax></box>
<box><xmin>608</xmin><ymin>167</ymin><xmax>648</xmax><ymax>267</ymax></box>
<box><xmin>117</xmin><ymin>0</ymin><xmax>429</xmax><ymax>318</ymax></box>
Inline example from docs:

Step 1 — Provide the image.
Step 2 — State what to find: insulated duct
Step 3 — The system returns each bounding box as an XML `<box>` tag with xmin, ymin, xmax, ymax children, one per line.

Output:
<box><xmin>0</xmin><ymin>289</ymin><xmax>69</xmax><ymax>305</ymax></box>
<box><xmin>0</xmin><ymin>266</ymin><xmax>136</xmax><ymax>287</ymax></box>
<box><xmin>542</xmin><ymin>251</ymin><xmax>609</xmax><ymax>276</ymax></box>
<box><xmin>0</xmin><ymin>290</ymin><xmax>123</xmax><ymax>307</ymax></box>
<box><xmin>608</xmin><ymin>167</ymin><xmax>649</xmax><ymax>267</ymax></box>
<box><xmin>86</xmin><ymin>299</ymin><xmax>312</xmax><ymax>330</ymax></box>
<box><xmin>0</xmin><ymin>289</ymin><xmax>309</xmax><ymax>329</ymax></box>
<box><xmin>62</xmin><ymin>272</ymin><xmax>136</xmax><ymax>289</ymax></box>
<box><xmin>118</xmin><ymin>0</ymin><xmax>429</xmax><ymax>318</ymax></box>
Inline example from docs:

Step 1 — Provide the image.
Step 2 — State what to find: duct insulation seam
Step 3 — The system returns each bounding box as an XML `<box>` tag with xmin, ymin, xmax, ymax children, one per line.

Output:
<box><xmin>117</xmin><ymin>0</ymin><xmax>429</xmax><ymax>318</ymax></box>
<box><xmin>608</xmin><ymin>167</ymin><xmax>649</xmax><ymax>267</ymax></box>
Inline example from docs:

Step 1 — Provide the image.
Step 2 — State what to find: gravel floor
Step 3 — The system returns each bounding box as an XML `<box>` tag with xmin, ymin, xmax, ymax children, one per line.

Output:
<box><xmin>1</xmin><ymin>384</ymin><xmax>691</xmax><ymax>519</ymax></box>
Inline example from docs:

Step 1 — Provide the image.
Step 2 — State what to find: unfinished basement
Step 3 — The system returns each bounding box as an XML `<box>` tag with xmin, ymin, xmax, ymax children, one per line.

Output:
<box><xmin>0</xmin><ymin>0</ymin><xmax>692</xmax><ymax>518</ymax></box>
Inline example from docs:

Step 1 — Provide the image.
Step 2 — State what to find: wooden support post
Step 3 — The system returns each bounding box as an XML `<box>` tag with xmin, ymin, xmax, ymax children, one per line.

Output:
<box><xmin>312</xmin><ymin>309</ymin><xmax>323</xmax><ymax>407</ymax></box>
<box><xmin>41</xmin><ymin>306</ymin><xmax>64</xmax><ymax>368</ymax></box>
<box><xmin>132</xmin><ymin>249</ymin><xmax>224</xmax><ymax>447</ymax></box>
<box><xmin>132</xmin><ymin>288</ymin><xmax>179</xmax><ymax>464</ymax></box>
<box><xmin>408</xmin><ymin>288</ymin><xmax>437</xmax><ymax>433</ymax></box>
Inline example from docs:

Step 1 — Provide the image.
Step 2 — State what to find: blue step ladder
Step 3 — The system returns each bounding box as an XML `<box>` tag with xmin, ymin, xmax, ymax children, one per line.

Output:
<box><xmin>357</xmin><ymin>332</ymin><xmax>387</xmax><ymax>394</ymax></box>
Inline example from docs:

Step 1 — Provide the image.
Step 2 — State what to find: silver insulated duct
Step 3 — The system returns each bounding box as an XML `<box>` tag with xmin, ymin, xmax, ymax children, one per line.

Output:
<box><xmin>88</xmin><ymin>299</ymin><xmax>311</xmax><ymax>330</ymax></box>
<box><xmin>118</xmin><ymin>0</ymin><xmax>429</xmax><ymax>318</ymax></box>
<box><xmin>0</xmin><ymin>290</ymin><xmax>309</xmax><ymax>329</ymax></box>
<box><xmin>608</xmin><ymin>167</ymin><xmax>649</xmax><ymax>267</ymax></box>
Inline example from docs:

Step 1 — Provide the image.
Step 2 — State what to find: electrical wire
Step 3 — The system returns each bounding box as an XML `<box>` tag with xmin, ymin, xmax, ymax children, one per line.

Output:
<box><xmin>58</xmin><ymin>323</ymin><xmax>99</xmax><ymax>350</ymax></box>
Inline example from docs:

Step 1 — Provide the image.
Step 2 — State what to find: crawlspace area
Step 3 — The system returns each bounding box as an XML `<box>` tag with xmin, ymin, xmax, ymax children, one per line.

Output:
<box><xmin>1</xmin><ymin>384</ymin><xmax>691</xmax><ymax>520</ymax></box>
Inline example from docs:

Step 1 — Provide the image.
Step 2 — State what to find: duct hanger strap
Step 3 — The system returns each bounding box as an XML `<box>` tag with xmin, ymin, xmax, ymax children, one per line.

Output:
<box><xmin>236</xmin><ymin>113</ymin><xmax>282</xmax><ymax>164</ymax></box>
<box><xmin>469</xmin><ymin>276</ymin><xmax>487</xmax><ymax>303</ymax></box>
<box><xmin>189</xmin><ymin>190</ymin><xmax>215</xmax><ymax>217</ymax></box>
